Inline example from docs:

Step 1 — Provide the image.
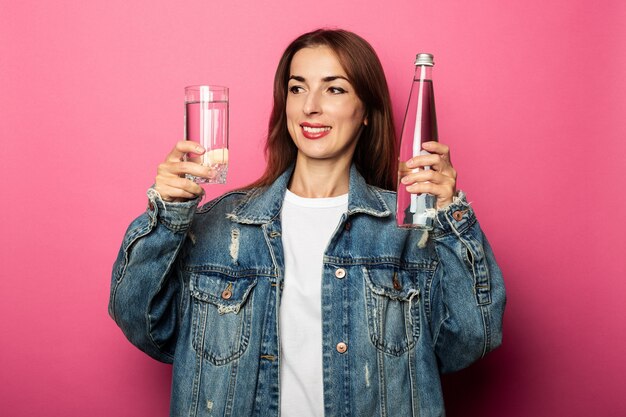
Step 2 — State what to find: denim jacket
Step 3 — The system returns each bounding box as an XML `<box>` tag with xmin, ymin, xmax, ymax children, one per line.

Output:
<box><xmin>109</xmin><ymin>165</ymin><xmax>505</xmax><ymax>417</ymax></box>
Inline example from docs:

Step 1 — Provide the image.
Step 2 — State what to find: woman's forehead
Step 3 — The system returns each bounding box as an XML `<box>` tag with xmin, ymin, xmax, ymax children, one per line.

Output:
<box><xmin>289</xmin><ymin>46</ymin><xmax>348</xmax><ymax>80</ymax></box>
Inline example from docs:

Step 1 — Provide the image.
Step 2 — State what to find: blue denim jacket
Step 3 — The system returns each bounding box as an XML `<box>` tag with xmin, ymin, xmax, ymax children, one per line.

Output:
<box><xmin>109</xmin><ymin>165</ymin><xmax>505</xmax><ymax>417</ymax></box>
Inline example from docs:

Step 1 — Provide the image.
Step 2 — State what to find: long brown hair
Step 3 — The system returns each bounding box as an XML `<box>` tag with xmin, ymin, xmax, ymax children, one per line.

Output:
<box><xmin>247</xmin><ymin>29</ymin><xmax>397</xmax><ymax>190</ymax></box>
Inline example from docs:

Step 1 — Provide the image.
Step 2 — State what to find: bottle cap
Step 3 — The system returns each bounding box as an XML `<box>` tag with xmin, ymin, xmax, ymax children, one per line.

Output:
<box><xmin>415</xmin><ymin>53</ymin><xmax>434</xmax><ymax>66</ymax></box>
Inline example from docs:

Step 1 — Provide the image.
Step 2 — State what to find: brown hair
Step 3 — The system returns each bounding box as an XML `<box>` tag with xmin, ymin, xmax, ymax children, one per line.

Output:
<box><xmin>247</xmin><ymin>29</ymin><xmax>397</xmax><ymax>190</ymax></box>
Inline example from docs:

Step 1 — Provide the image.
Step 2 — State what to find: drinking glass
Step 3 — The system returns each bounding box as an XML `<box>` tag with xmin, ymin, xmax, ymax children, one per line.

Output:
<box><xmin>184</xmin><ymin>85</ymin><xmax>229</xmax><ymax>184</ymax></box>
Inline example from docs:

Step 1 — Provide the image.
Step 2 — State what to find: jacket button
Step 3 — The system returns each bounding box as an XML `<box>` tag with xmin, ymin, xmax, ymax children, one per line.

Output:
<box><xmin>221</xmin><ymin>289</ymin><xmax>232</xmax><ymax>300</ymax></box>
<box><xmin>336</xmin><ymin>342</ymin><xmax>348</xmax><ymax>353</ymax></box>
<box><xmin>452</xmin><ymin>210</ymin><xmax>465</xmax><ymax>221</ymax></box>
<box><xmin>392</xmin><ymin>273</ymin><xmax>402</xmax><ymax>291</ymax></box>
<box><xmin>335</xmin><ymin>268</ymin><xmax>346</xmax><ymax>279</ymax></box>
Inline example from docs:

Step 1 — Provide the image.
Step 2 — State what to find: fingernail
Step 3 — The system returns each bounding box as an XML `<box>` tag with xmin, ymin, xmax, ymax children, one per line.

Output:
<box><xmin>195</xmin><ymin>146</ymin><xmax>205</xmax><ymax>153</ymax></box>
<box><xmin>401</xmin><ymin>176</ymin><xmax>410</xmax><ymax>184</ymax></box>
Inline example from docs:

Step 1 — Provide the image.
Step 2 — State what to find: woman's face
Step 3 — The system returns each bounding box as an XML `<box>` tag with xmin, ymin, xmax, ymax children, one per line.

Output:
<box><xmin>286</xmin><ymin>46</ymin><xmax>367</xmax><ymax>166</ymax></box>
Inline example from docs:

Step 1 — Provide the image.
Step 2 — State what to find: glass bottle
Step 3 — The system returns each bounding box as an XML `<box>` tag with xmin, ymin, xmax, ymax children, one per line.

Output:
<box><xmin>397</xmin><ymin>53</ymin><xmax>438</xmax><ymax>229</ymax></box>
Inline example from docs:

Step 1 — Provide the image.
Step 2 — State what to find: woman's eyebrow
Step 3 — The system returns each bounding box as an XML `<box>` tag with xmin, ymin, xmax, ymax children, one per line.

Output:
<box><xmin>322</xmin><ymin>75</ymin><xmax>349</xmax><ymax>82</ymax></box>
<box><xmin>288</xmin><ymin>75</ymin><xmax>350</xmax><ymax>82</ymax></box>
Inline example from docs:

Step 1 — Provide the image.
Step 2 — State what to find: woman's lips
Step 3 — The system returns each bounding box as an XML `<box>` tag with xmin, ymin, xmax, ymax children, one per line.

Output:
<box><xmin>301</xmin><ymin>123</ymin><xmax>331</xmax><ymax>140</ymax></box>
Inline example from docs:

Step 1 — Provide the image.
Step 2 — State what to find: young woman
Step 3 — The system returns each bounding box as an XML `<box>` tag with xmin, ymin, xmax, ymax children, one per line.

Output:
<box><xmin>109</xmin><ymin>29</ymin><xmax>505</xmax><ymax>417</ymax></box>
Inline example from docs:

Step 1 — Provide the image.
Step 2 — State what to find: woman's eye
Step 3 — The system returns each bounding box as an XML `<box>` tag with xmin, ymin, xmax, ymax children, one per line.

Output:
<box><xmin>289</xmin><ymin>85</ymin><xmax>304</xmax><ymax>94</ymax></box>
<box><xmin>329</xmin><ymin>87</ymin><xmax>347</xmax><ymax>94</ymax></box>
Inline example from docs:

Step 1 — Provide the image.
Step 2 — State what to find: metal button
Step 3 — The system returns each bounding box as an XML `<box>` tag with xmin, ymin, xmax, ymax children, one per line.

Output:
<box><xmin>392</xmin><ymin>272</ymin><xmax>402</xmax><ymax>291</ymax></box>
<box><xmin>336</xmin><ymin>342</ymin><xmax>348</xmax><ymax>353</ymax></box>
<box><xmin>269</xmin><ymin>231</ymin><xmax>281</xmax><ymax>238</ymax></box>
<box><xmin>335</xmin><ymin>268</ymin><xmax>346</xmax><ymax>279</ymax></box>
<box><xmin>452</xmin><ymin>210</ymin><xmax>465</xmax><ymax>221</ymax></box>
<box><xmin>221</xmin><ymin>283</ymin><xmax>233</xmax><ymax>300</ymax></box>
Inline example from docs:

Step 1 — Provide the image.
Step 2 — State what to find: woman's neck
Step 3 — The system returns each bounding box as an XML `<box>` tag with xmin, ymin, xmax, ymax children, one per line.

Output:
<box><xmin>288</xmin><ymin>155</ymin><xmax>351</xmax><ymax>198</ymax></box>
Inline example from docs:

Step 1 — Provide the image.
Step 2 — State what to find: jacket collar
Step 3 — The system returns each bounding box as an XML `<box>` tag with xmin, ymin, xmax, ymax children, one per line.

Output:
<box><xmin>228</xmin><ymin>164</ymin><xmax>391</xmax><ymax>225</ymax></box>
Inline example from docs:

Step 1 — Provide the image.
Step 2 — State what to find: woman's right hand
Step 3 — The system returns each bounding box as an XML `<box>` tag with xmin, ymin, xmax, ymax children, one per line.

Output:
<box><xmin>154</xmin><ymin>140</ymin><xmax>214</xmax><ymax>202</ymax></box>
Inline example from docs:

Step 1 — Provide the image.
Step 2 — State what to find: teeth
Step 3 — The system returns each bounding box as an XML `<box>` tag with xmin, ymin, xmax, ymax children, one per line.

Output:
<box><xmin>303</xmin><ymin>126</ymin><xmax>331</xmax><ymax>133</ymax></box>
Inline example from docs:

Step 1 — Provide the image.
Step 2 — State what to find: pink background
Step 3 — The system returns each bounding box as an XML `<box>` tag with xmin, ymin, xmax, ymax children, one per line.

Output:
<box><xmin>1</xmin><ymin>0</ymin><xmax>625</xmax><ymax>415</ymax></box>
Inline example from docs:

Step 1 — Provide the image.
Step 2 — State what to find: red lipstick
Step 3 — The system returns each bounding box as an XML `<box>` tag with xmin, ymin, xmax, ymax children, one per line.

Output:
<box><xmin>300</xmin><ymin>122</ymin><xmax>332</xmax><ymax>140</ymax></box>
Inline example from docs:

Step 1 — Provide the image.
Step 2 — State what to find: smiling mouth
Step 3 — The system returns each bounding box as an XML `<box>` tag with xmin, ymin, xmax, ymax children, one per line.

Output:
<box><xmin>302</xmin><ymin>125</ymin><xmax>331</xmax><ymax>133</ymax></box>
<box><xmin>301</xmin><ymin>124</ymin><xmax>332</xmax><ymax>139</ymax></box>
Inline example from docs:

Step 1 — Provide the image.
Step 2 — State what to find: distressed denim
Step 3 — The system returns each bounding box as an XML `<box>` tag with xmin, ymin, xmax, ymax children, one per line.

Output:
<box><xmin>109</xmin><ymin>165</ymin><xmax>505</xmax><ymax>417</ymax></box>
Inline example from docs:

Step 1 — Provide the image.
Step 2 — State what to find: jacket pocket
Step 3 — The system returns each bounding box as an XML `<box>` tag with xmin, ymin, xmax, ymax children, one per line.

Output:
<box><xmin>363</xmin><ymin>267</ymin><xmax>421</xmax><ymax>356</ymax></box>
<box><xmin>189</xmin><ymin>272</ymin><xmax>256</xmax><ymax>365</ymax></box>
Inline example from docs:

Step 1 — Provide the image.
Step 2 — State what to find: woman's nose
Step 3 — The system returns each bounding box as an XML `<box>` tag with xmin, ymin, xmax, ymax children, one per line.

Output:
<box><xmin>303</xmin><ymin>91</ymin><xmax>322</xmax><ymax>115</ymax></box>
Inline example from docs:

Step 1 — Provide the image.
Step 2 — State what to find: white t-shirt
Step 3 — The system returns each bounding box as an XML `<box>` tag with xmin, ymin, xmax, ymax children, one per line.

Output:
<box><xmin>279</xmin><ymin>190</ymin><xmax>349</xmax><ymax>417</ymax></box>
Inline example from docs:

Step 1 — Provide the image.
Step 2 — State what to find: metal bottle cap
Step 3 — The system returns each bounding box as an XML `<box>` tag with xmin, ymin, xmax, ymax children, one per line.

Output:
<box><xmin>415</xmin><ymin>53</ymin><xmax>434</xmax><ymax>66</ymax></box>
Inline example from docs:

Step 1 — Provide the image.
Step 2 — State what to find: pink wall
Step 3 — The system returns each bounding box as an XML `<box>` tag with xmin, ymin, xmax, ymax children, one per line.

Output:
<box><xmin>1</xmin><ymin>0</ymin><xmax>625</xmax><ymax>415</ymax></box>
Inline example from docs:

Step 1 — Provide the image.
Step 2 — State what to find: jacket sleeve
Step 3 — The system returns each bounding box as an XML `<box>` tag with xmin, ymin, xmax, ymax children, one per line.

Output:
<box><xmin>108</xmin><ymin>189</ymin><xmax>200</xmax><ymax>363</ymax></box>
<box><xmin>428</xmin><ymin>192</ymin><xmax>506</xmax><ymax>373</ymax></box>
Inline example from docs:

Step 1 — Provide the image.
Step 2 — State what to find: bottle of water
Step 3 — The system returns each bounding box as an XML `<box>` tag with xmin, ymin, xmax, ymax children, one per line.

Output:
<box><xmin>397</xmin><ymin>53</ymin><xmax>438</xmax><ymax>229</ymax></box>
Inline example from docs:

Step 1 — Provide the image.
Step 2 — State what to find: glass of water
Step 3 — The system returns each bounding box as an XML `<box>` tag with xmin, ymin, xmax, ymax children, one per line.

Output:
<box><xmin>184</xmin><ymin>85</ymin><xmax>229</xmax><ymax>184</ymax></box>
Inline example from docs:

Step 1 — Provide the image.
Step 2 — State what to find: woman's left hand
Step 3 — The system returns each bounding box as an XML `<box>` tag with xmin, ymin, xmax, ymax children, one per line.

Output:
<box><xmin>399</xmin><ymin>141</ymin><xmax>457</xmax><ymax>209</ymax></box>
